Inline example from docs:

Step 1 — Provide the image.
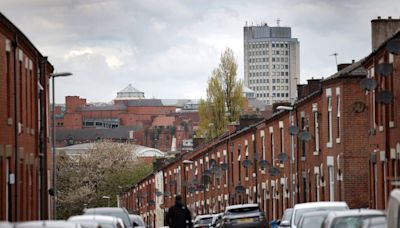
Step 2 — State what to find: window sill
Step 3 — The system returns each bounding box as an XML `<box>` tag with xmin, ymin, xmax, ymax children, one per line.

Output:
<box><xmin>313</xmin><ymin>151</ymin><xmax>319</xmax><ymax>156</ymax></box>
<box><xmin>336</xmin><ymin>138</ymin><xmax>341</xmax><ymax>144</ymax></box>
<box><xmin>326</xmin><ymin>142</ymin><xmax>332</xmax><ymax>148</ymax></box>
<box><xmin>389</xmin><ymin>121</ymin><xmax>395</xmax><ymax>128</ymax></box>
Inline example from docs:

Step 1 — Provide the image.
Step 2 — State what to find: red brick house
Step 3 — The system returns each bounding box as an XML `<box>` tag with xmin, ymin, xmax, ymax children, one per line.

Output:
<box><xmin>0</xmin><ymin>13</ymin><xmax>54</xmax><ymax>221</ymax></box>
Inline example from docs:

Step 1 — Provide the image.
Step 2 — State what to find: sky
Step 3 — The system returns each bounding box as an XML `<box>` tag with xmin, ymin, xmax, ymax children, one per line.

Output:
<box><xmin>1</xmin><ymin>0</ymin><xmax>399</xmax><ymax>103</ymax></box>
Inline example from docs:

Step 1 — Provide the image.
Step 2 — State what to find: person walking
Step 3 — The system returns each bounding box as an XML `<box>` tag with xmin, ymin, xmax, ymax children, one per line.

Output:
<box><xmin>166</xmin><ymin>195</ymin><xmax>193</xmax><ymax>228</ymax></box>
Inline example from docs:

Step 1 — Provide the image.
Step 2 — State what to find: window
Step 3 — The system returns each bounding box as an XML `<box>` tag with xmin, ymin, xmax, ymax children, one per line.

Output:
<box><xmin>313</xmin><ymin>103</ymin><xmax>320</xmax><ymax>154</ymax></box>
<box><xmin>238</xmin><ymin>144</ymin><xmax>241</xmax><ymax>182</ymax></box>
<box><xmin>279</xmin><ymin>121</ymin><xmax>284</xmax><ymax>154</ymax></box>
<box><xmin>270</xmin><ymin>127</ymin><xmax>275</xmax><ymax>166</ymax></box>
<box><xmin>336</xmin><ymin>87</ymin><xmax>341</xmax><ymax>142</ymax></box>
<box><xmin>326</xmin><ymin>89</ymin><xmax>333</xmax><ymax>148</ymax></box>
<box><xmin>328</xmin><ymin>165</ymin><xmax>335</xmax><ymax>201</ymax></box>
<box><xmin>6</xmin><ymin>51</ymin><xmax>11</xmax><ymax>118</ymax></box>
<box><xmin>261</xmin><ymin>131</ymin><xmax>266</xmax><ymax>160</ymax></box>
<box><xmin>301</xmin><ymin>113</ymin><xmax>306</xmax><ymax>157</ymax></box>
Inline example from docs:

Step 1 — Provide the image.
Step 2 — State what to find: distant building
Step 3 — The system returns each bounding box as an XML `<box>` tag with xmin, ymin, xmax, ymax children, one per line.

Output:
<box><xmin>244</xmin><ymin>23</ymin><xmax>300</xmax><ymax>105</ymax></box>
<box><xmin>53</xmin><ymin>85</ymin><xmax>198</xmax><ymax>153</ymax></box>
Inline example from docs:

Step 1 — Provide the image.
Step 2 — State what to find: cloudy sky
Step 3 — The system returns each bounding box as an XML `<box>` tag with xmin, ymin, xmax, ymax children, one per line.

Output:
<box><xmin>1</xmin><ymin>0</ymin><xmax>399</xmax><ymax>103</ymax></box>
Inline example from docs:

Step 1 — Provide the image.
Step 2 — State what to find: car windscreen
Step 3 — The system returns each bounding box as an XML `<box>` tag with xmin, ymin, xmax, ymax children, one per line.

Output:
<box><xmin>197</xmin><ymin>218</ymin><xmax>213</xmax><ymax>224</ymax></box>
<box><xmin>227</xmin><ymin>206</ymin><xmax>260</xmax><ymax>214</ymax></box>
<box><xmin>88</xmin><ymin>212</ymin><xmax>130</xmax><ymax>227</ymax></box>
<box><xmin>332</xmin><ymin>215</ymin><xmax>385</xmax><ymax>228</ymax></box>
<box><xmin>295</xmin><ymin>206</ymin><xmax>347</xmax><ymax>225</ymax></box>
<box><xmin>300</xmin><ymin>215</ymin><xmax>327</xmax><ymax>228</ymax></box>
<box><xmin>282</xmin><ymin>210</ymin><xmax>293</xmax><ymax>221</ymax></box>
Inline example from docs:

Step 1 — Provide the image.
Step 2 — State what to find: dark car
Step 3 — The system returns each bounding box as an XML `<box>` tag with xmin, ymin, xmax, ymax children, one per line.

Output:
<box><xmin>83</xmin><ymin>207</ymin><xmax>132</xmax><ymax>228</ymax></box>
<box><xmin>221</xmin><ymin>204</ymin><xmax>267</xmax><ymax>228</ymax></box>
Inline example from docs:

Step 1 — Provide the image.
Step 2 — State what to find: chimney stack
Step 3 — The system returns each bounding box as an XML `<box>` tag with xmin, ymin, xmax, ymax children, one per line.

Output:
<box><xmin>371</xmin><ymin>16</ymin><xmax>400</xmax><ymax>51</ymax></box>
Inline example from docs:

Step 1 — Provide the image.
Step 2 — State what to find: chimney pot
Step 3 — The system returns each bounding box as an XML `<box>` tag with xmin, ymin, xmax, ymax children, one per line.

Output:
<box><xmin>352</xmin><ymin>59</ymin><xmax>355</xmax><ymax>63</ymax></box>
<box><xmin>388</xmin><ymin>16</ymin><xmax>392</xmax><ymax>19</ymax></box>
<box><xmin>378</xmin><ymin>16</ymin><xmax>381</xmax><ymax>19</ymax></box>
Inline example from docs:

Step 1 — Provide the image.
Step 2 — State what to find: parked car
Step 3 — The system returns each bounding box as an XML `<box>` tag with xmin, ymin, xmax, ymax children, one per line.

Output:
<box><xmin>322</xmin><ymin>209</ymin><xmax>385</xmax><ymax>228</ymax></box>
<box><xmin>362</xmin><ymin>216</ymin><xmax>387</xmax><ymax>228</ymax></box>
<box><xmin>291</xmin><ymin>202</ymin><xmax>348</xmax><ymax>228</ymax></box>
<box><xmin>194</xmin><ymin>214</ymin><xmax>214</xmax><ymax>228</ymax></box>
<box><xmin>210</xmin><ymin>213</ymin><xmax>223</xmax><ymax>228</ymax></box>
<box><xmin>277</xmin><ymin>208</ymin><xmax>293</xmax><ymax>227</ymax></box>
<box><xmin>83</xmin><ymin>207</ymin><xmax>132</xmax><ymax>228</ymax></box>
<box><xmin>129</xmin><ymin>214</ymin><xmax>145</xmax><ymax>228</ymax></box>
<box><xmin>297</xmin><ymin>210</ymin><xmax>331</xmax><ymax>228</ymax></box>
<box><xmin>0</xmin><ymin>222</ymin><xmax>13</xmax><ymax>228</ymax></box>
<box><xmin>221</xmin><ymin>204</ymin><xmax>267</xmax><ymax>228</ymax></box>
<box><xmin>387</xmin><ymin>188</ymin><xmax>400</xmax><ymax>228</ymax></box>
<box><xmin>69</xmin><ymin>215</ymin><xmax>124</xmax><ymax>228</ymax></box>
<box><xmin>15</xmin><ymin>220</ymin><xmax>82</xmax><ymax>228</ymax></box>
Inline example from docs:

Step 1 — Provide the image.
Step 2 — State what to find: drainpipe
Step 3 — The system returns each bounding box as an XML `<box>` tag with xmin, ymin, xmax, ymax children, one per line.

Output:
<box><xmin>12</xmin><ymin>35</ymin><xmax>19</xmax><ymax>221</ymax></box>
<box><xmin>38</xmin><ymin>57</ymin><xmax>47</xmax><ymax>219</ymax></box>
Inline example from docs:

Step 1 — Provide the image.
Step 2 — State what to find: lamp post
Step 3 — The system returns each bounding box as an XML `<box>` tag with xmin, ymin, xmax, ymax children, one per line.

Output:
<box><xmin>102</xmin><ymin>196</ymin><xmax>111</xmax><ymax>207</ymax></box>
<box><xmin>50</xmin><ymin>72</ymin><xmax>72</xmax><ymax>219</ymax></box>
<box><xmin>276</xmin><ymin>105</ymin><xmax>295</xmax><ymax>207</ymax></box>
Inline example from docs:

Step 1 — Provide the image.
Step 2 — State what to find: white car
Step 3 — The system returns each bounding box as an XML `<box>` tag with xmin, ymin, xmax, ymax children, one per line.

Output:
<box><xmin>291</xmin><ymin>202</ymin><xmax>349</xmax><ymax>228</ymax></box>
<box><xmin>69</xmin><ymin>215</ymin><xmax>125</xmax><ymax>228</ymax></box>
<box><xmin>322</xmin><ymin>209</ymin><xmax>385</xmax><ymax>228</ymax></box>
<box><xmin>194</xmin><ymin>214</ymin><xmax>214</xmax><ymax>228</ymax></box>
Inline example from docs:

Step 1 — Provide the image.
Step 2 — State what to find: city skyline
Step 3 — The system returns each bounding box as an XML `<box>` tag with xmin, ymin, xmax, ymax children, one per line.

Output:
<box><xmin>1</xmin><ymin>0</ymin><xmax>399</xmax><ymax>103</ymax></box>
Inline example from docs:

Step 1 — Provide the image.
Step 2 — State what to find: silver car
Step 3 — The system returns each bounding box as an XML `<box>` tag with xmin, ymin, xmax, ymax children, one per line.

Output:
<box><xmin>322</xmin><ymin>209</ymin><xmax>385</xmax><ymax>228</ymax></box>
<box><xmin>221</xmin><ymin>204</ymin><xmax>267</xmax><ymax>228</ymax></box>
<box><xmin>297</xmin><ymin>211</ymin><xmax>331</xmax><ymax>228</ymax></box>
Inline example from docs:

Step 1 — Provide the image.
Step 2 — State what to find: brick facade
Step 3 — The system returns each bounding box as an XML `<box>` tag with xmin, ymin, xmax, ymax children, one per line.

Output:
<box><xmin>0</xmin><ymin>13</ymin><xmax>54</xmax><ymax>221</ymax></box>
<box><xmin>120</xmin><ymin>59</ymin><xmax>377</xmax><ymax>226</ymax></box>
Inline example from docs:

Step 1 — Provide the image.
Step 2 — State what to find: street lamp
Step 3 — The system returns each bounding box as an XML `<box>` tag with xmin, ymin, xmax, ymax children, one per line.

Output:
<box><xmin>276</xmin><ymin>105</ymin><xmax>295</xmax><ymax>207</ymax></box>
<box><xmin>50</xmin><ymin>72</ymin><xmax>72</xmax><ymax>219</ymax></box>
<box><xmin>102</xmin><ymin>196</ymin><xmax>111</xmax><ymax>207</ymax></box>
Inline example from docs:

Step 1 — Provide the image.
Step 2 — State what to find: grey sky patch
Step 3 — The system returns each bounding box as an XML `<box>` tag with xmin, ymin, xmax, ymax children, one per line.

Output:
<box><xmin>1</xmin><ymin>0</ymin><xmax>399</xmax><ymax>102</ymax></box>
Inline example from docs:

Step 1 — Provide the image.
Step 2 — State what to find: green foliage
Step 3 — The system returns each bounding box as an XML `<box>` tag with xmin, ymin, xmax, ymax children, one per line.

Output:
<box><xmin>197</xmin><ymin>48</ymin><xmax>245</xmax><ymax>139</ymax></box>
<box><xmin>56</xmin><ymin>142</ymin><xmax>152</xmax><ymax>219</ymax></box>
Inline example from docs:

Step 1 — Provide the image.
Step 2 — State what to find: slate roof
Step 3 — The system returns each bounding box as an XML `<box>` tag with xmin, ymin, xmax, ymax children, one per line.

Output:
<box><xmin>126</xmin><ymin>99</ymin><xmax>163</xmax><ymax>107</ymax></box>
<box><xmin>119</xmin><ymin>84</ymin><xmax>142</xmax><ymax>93</ymax></box>
<box><xmin>56</xmin><ymin>125</ymin><xmax>142</xmax><ymax>141</ymax></box>
<box><xmin>77</xmin><ymin>103</ymin><xmax>127</xmax><ymax>111</ymax></box>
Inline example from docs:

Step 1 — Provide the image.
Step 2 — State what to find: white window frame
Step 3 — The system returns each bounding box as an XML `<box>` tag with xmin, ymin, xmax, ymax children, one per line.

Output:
<box><xmin>313</xmin><ymin>103</ymin><xmax>320</xmax><ymax>155</ymax></box>
<box><xmin>326</xmin><ymin>88</ymin><xmax>333</xmax><ymax>148</ymax></box>
<box><xmin>270</xmin><ymin>126</ymin><xmax>275</xmax><ymax>167</ymax></box>
<box><xmin>279</xmin><ymin>121</ymin><xmax>284</xmax><ymax>154</ymax></box>
<box><xmin>336</xmin><ymin>87</ymin><xmax>341</xmax><ymax>143</ymax></box>
<box><xmin>261</xmin><ymin>130</ymin><xmax>266</xmax><ymax>160</ymax></box>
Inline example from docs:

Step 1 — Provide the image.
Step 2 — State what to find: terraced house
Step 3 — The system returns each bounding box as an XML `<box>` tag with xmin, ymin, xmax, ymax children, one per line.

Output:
<box><xmin>0</xmin><ymin>13</ymin><xmax>54</xmax><ymax>221</ymax></box>
<box><xmin>120</xmin><ymin>17</ymin><xmax>400</xmax><ymax>227</ymax></box>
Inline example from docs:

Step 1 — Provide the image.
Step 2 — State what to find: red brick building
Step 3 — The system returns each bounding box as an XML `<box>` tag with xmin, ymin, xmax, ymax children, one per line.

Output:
<box><xmin>120</xmin><ymin>59</ymin><xmax>374</xmax><ymax>225</ymax></box>
<box><xmin>362</xmin><ymin>18</ymin><xmax>400</xmax><ymax>210</ymax></box>
<box><xmin>0</xmin><ymin>13</ymin><xmax>54</xmax><ymax>221</ymax></box>
<box><xmin>120</xmin><ymin>18</ymin><xmax>400</xmax><ymax>226</ymax></box>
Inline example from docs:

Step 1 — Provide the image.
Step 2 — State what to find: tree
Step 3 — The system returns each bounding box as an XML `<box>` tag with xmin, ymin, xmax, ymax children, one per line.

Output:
<box><xmin>198</xmin><ymin>48</ymin><xmax>245</xmax><ymax>138</ymax></box>
<box><xmin>56</xmin><ymin>141</ymin><xmax>152</xmax><ymax>219</ymax></box>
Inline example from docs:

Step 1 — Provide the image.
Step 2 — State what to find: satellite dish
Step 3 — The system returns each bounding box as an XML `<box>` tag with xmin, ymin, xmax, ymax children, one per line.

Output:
<box><xmin>197</xmin><ymin>184</ymin><xmax>206</xmax><ymax>191</ymax></box>
<box><xmin>386</xmin><ymin>39</ymin><xmax>400</xmax><ymax>55</ymax></box>
<box><xmin>376</xmin><ymin>90</ymin><xmax>394</xmax><ymax>104</ymax></box>
<box><xmin>259</xmin><ymin>160</ymin><xmax>270</xmax><ymax>169</ymax></box>
<box><xmin>164</xmin><ymin>191</ymin><xmax>171</xmax><ymax>197</ymax></box>
<box><xmin>211</xmin><ymin>165</ymin><xmax>221</xmax><ymax>174</ymax></box>
<box><xmin>269</xmin><ymin>167</ymin><xmax>280</xmax><ymax>176</ymax></box>
<box><xmin>203</xmin><ymin>169</ymin><xmax>212</xmax><ymax>177</ymax></box>
<box><xmin>298</xmin><ymin>131</ymin><xmax>312</xmax><ymax>141</ymax></box>
<box><xmin>214</xmin><ymin>170</ymin><xmax>222</xmax><ymax>178</ymax></box>
<box><xmin>209</xmin><ymin>159</ymin><xmax>217</xmax><ymax>167</ymax></box>
<box><xmin>278</xmin><ymin>153</ymin><xmax>288</xmax><ymax>162</ymax></box>
<box><xmin>242</xmin><ymin>159</ymin><xmax>252</xmax><ymax>168</ymax></box>
<box><xmin>221</xmin><ymin>163</ymin><xmax>229</xmax><ymax>171</ymax></box>
<box><xmin>192</xmin><ymin>179</ymin><xmax>199</xmax><ymax>185</ymax></box>
<box><xmin>201</xmin><ymin>174</ymin><xmax>211</xmax><ymax>185</ymax></box>
<box><xmin>235</xmin><ymin>185</ymin><xmax>245</xmax><ymax>193</ymax></box>
<box><xmin>360</xmin><ymin>78</ymin><xmax>377</xmax><ymax>91</ymax></box>
<box><xmin>288</xmin><ymin>125</ymin><xmax>299</xmax><ymax>135</ymax></box>
<box><xmin>376</xmin><ymin>63</ymin><xmax>393</xmax><ymax>77</ymax></box>
<box><xmin>188</xmin><ymin>186</ymin><xmax>196</xmax><ymax>193</ymax></box>
<box><xmin>156</xmin><ymin>191</ymin><xmax>163</xmax><ymax>197</ymax></box>
<box><xmin>148</xmin><ymin>199</ymin><xmax>155</xmax><ymax>205</ymax></box>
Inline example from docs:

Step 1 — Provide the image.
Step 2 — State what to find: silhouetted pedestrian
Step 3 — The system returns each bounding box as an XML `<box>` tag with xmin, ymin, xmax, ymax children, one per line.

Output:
<box><xmin>166</xmin><ymin>195</ymin><xmax>193</xmax><ymax>228</ymax></box>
